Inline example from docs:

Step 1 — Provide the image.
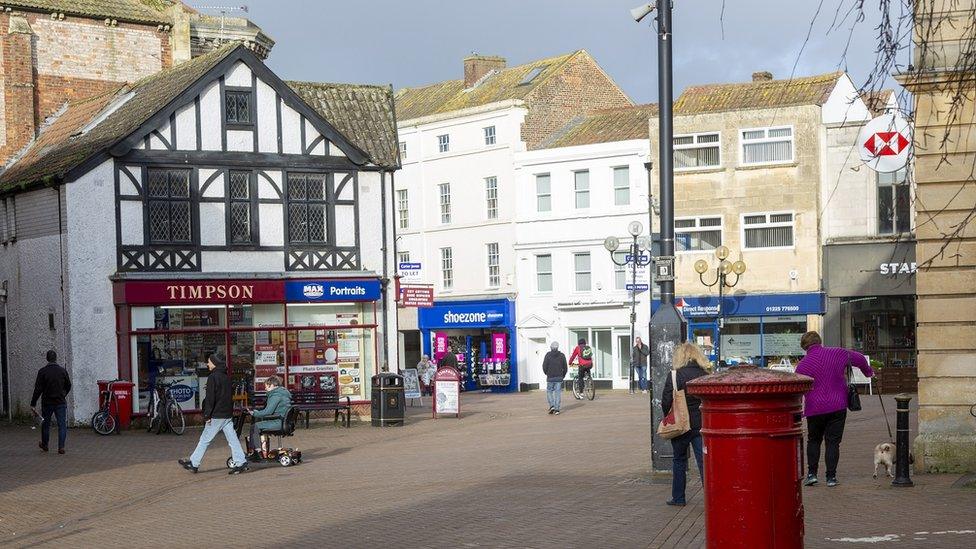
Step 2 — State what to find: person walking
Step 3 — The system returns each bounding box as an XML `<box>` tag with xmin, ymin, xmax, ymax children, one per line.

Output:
<box><xmin>631</xmin><ymin>336</ymin><xmax>650</xmax><ymax>393</ymax></box>
<box><xmin>31</xmin><ymin>350</ymin><xmax>71</xmax><ymax>454</ymax></box>
<box><xmin>661</xmin><ymin>343</ymin><xmax>710</xmax><ymax>506</ymax></box>
<box><xmin>796</xmin><ymin>331</ymin><xmax>873</xmax><ymax>488</ymax></box>
<box><xmin>542</xmin><ymin>342</ymin><xmax>568</xmax><ymax>415</ymax></box>
<box><xmin>179</xmin><ymin>353</ymin><xmax>248</xmax><ymax>475</ymax></box>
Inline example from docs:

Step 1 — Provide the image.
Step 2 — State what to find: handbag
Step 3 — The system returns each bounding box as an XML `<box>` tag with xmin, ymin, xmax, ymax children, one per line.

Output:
<box><xmin>846</xmin><ymin>358</ymin><xmax>862</xmax><ymax>412</ymax></box>
<box><xmin>657</xmin><ymin>370</ymin><xmax>691</xmax><ymax>440</ymax></box>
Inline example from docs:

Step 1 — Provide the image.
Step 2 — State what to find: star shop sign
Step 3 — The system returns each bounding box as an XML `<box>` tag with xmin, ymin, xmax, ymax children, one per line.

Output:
<box><xmin>857</xmin><ymin>113</ymin><xmax>912</xmax><ymax>173</ymax></box>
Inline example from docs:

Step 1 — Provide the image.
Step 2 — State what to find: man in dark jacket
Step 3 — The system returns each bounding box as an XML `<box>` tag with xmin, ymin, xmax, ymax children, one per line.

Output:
<box><xmin>542</xmin><ymin>342</ymin><xmax>568</xmax><ymax>415</ymax></box>
<box><xmin>631</xmin><ymin>336</ymin><xmax>650</xmax><ymax>393</ymax></box>
<box><xmin>438</xmin><ymin>345</ymin><xmax>459</xmax><ymax>371</ymax></box>
<box><xmin>31</xmin><ymin>350</ymin><xmax>71</xmax><ymax>454</ymax></box>
<box><xmin>179</xmin><ymin>353</ymin><xmax>247</xmax><ymax>475</ymax></box>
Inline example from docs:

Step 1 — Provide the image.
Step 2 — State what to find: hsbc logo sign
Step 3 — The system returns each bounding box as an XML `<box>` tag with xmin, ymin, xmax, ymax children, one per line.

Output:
<box><xmin>863</xmin><ymin>131</ymin><xmax>909</xmax><ymax>156</ymax></box>
<box><xmin>857</xmin><ymin>113</ymin><xmax>912</xmax><ymax>173</ymax></box>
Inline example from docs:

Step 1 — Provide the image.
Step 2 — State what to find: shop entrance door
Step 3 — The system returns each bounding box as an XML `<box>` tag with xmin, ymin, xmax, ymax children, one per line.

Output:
<box><xmin>616</xmin><ymin>333</ymin><xmax>632</xmax><ymax>390</ymax></box>
<box><xmin>688</xmin><ymin>321</ymin><xmax>718</xmax><ymax>365</ymax></box>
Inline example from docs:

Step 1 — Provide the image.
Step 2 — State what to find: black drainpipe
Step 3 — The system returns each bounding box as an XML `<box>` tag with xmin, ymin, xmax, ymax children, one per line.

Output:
<box><xmin>380</xmin><ymin>170</ymin><xmax>390</xmax><ymax>371</ymax></box>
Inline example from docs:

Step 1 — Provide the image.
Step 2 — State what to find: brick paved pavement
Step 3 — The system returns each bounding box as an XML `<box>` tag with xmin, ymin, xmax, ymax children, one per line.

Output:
<box><xmin>1</xmin><ymin>390</ymin><xmax>974</xmax><ymax>548</ymax></box>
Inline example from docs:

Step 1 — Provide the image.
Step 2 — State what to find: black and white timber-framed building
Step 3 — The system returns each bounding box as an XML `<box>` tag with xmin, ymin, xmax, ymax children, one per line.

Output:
<box><xmin>0</xmin><ymin>43</ymin><xmax>400</xmax><ymax>422</ymax></box>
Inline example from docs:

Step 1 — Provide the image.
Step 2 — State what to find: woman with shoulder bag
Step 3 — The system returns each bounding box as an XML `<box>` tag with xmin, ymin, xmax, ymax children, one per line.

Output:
<box><xmin>660</xmin><ymin>342</ymin><xmax>710</xmax><ymax>506</ymax></box>
<box><xmin>795</xmin><ymin>331</ymin><xmax>873</xmax><ymax>488</ymax></box>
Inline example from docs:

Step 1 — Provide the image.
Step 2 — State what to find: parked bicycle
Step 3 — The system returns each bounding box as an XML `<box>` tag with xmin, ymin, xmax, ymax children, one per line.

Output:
<box><xmin>146</xmin><ymin>380</ymin><xmax>186</xmax><ymax>435</ymax></box>
<box><xmin>572</xmin><ymin>367</ymin><xmax>595</xmax><ymax>401</ymax></box>
<box><xmin>91</xmin><ymin>380</ymin><xmax>120</xmax><ymax>435</ymax></box>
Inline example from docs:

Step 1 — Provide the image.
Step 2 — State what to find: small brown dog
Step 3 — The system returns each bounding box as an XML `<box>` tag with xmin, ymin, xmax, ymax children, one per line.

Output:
<box><xmin>873</xmin><ymin>442</ymin><xmax>895</xmax><ymax>479</ymax></box>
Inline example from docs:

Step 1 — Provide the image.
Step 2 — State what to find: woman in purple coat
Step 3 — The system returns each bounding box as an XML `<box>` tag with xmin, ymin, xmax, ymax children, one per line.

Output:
<box><xmin>795</xmin><ymin>331</ymin><xmax>873</xmax><ymax>487</ymax></box>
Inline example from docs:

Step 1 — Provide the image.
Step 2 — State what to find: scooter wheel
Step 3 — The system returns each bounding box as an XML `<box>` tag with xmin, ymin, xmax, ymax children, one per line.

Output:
<box><xmin>278</xmin><ymin>454</ymin><xmax>293</xmax><ymax>467</ymax></box>
<box><xmin>226</xmin><ymin>457</ymin><xmax>235</xmax><ymax>469</ymax></box>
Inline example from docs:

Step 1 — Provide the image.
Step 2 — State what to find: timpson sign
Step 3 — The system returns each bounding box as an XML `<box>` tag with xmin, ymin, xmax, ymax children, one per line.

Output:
<box><xmin>115</xmin><ymin>280</ymin><xmax>285</xmax><ymax>305</ymax></box>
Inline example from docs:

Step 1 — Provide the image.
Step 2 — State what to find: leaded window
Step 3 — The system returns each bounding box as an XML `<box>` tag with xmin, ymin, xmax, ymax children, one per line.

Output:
<box><xmin>288</xmin><ymin>173</ymin><xmax>329</xmax><ymax>244</ymax></box>
<box><xmin>228</xmin><ymin>171</ymin><xmax>254</xmax><ymax>244</ymax></box>
<box><xmin>147</xmin><ymin>168</ymin><xmax>192</xmax><ymax>244</ymax></box>
<box><xmin>487</xmin><ymin>242</ymin><xmax>500</xmax><ymax>287</ymax></box>
<box><xmin>225</xmin><ymin>90</ymin><xmax>253</xmax><ymax>126</ymax></box>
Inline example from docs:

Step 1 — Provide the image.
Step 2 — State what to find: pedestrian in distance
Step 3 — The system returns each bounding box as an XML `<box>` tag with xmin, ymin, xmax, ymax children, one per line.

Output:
<box><xmin>796</xmin><ymin>331</ymin><xmax>873</xmax><ymax>488</ymax></box>
<box><xmin>31</xmin><ymin>350</ymin><xmax>71</xmax><ymax>455</ymax></box>
<box><xmin>417</xmin><ymin>354</ymin><xmax>435</xmax><ymax>396</ymax></box>
<box><xmin>542</xmin><ymin>342</ymin><xmax>568</xmax><ymax>415</ymax></box>
<box><xmin>179</xmin><ymin>353</ymin><xmax>248</xmax><ymax>475</ymax></box>
<box><xmin>568</xmin><ymin>338</ymin><xmax>594</xmax><ymax>388</ymax></box>
<box><xmin>631</xmin><ymin>336</ymin><xmax>651</xmax><ymax>393</ymax></box>
<box><xmin>438</xmin><ymin>345</ymin><xmax>459</xmax><ymax>371</ymax></box>
<box><xmin>661</xmin><ymin>342</ymin><xmax>710</xmax><ymax>506</ymax></box>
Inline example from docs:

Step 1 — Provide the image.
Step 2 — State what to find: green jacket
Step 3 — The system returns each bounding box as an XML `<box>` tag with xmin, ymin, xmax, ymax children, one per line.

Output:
<box><xmin>252</xmin><ymin>386</ymin><xmax>292</xmax><ymax>432</ymax></box>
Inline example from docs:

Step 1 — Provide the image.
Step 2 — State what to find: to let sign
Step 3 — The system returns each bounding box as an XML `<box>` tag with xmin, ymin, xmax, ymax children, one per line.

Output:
<box><xmin>400</xmin><ymin>286</ymin><xmax>434</xmax><ymax>307</ymax></box>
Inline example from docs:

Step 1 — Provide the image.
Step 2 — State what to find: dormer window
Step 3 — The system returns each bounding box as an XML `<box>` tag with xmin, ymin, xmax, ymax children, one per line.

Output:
<box><xmin>225</xmin><ymin>89</ymin><xmax>253</xmax><ymax>127</ymax></box>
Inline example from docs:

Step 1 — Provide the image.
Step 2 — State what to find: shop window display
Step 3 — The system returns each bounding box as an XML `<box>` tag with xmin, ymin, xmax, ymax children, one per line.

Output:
<box><xmin>761</xmin><ymin>316</ymin><xmax>806</xmax><ymax>367</ymax></box>
<box><xmin>841</xmin><ymin>296</ymin><xmax>916</xmax><ymax>368</ymax></box>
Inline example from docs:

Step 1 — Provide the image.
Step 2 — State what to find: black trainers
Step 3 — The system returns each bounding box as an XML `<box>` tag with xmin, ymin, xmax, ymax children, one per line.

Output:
<box><xmin>666</xmin><ymin>500</ymin><xmax>686</xmax><ymax>507</ymax></box>
<box><xmin>548</xmin><ymin>407</ymin><xmax>554</xmax><ymax>414</ymax></box>
<box><xmin>228</xmin><ymin>463</ymin><xmax>249</xmax><ymax>475</ymax></box>
<box><xmin>826</xmin><ymin>477</ymin><xmax>839</xmax><ymax>487</ymax></box>
<box><xmin>178</xmin><ymin>458</ymin><xmax>198</xmax><ymax>473</ymax></box>
<box><xmin>553</xmin><ymin>410</ymin><xmax>561</xmax><ymax>415</ymax></box>
<box><xmin>803</xmin><ymin>474</ymin><xmax>818</xmax><ymax>486</ymax></box>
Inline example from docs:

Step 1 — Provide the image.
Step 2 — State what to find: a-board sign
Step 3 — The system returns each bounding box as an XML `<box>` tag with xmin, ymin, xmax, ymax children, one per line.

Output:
<box><xmin>403</xmin><ymin>368</ymin><xmax>422</xmax><ymax>399</ymax></box>
<box><xmin>433</xmin><ymin>367</ymin><xmax>461</xmax><ymax>418</ymax></box>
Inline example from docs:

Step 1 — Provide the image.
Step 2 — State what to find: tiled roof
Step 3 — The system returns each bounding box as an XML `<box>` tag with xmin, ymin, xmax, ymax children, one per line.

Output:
<box><xmin>862</xmin><ymin>89</ymin><xmax>895</xmax><ymax>116</ymax></box>
<box><xmin>288</xmin><ymin>81</ymin><xmax>400</xmax><ymax>169</ymax></box>
<box><xmin>3</xmin><ymin>0</ymin><xmax>172</xmax><ymax>25</ymax></box>
<box><xmin>394</xmin><ymin>51</ymin><xmax>580</xmax><ymax>121</ymax></box>
<box><xmin>674</xmin><ymin>72</ymin><xmax>842</xmax><ymax>115</ymax></box>
<box><xmin>0</xmin><ymin>43</ymin><xmax>238</xmax><ymax>192</ymax></box>
<box><xmin>540</xmin><ymin>104</ymin><xmax>658</xmax><ymax>149</ymax></box>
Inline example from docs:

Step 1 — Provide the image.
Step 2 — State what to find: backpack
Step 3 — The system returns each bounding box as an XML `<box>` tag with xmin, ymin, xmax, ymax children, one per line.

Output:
<box><xmin>581</xmin><ymin>346</ymin><xmax>593</xmax><ymax>360</ymax></box>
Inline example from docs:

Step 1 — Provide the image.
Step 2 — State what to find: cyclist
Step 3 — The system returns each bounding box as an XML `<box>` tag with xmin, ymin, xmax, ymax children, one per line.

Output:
<box><xmin>568</xmin><ymin>338</ymin><xmax>594</xmax><ymax>396</ymax></box>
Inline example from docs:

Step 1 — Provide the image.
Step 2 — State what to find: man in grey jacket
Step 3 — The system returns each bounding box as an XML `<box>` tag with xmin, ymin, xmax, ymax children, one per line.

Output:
<box><xmin>542</xmin><ymin>342</ymin><xmax>568</xmax><ymax>415</ymax></box>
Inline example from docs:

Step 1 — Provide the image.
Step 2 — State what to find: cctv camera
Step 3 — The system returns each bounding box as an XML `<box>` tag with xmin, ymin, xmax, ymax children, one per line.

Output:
<box><xmin>631</xmin><ymin>2</ymin><xmax>656</xmax><ymax>23</ymax></box>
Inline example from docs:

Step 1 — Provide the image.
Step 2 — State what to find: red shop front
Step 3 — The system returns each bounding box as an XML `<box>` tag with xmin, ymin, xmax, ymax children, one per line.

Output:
<box><xmin>113</xmin><ymin>278</ymin><xmax>382</xmax><ymax>416</ymax></box>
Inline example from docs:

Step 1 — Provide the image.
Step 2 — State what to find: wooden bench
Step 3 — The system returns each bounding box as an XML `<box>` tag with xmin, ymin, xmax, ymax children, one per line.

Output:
<box><xmin>291</xmin><ymin>390</ymin><xmax>352</xmax><ymax>429</ymax></box>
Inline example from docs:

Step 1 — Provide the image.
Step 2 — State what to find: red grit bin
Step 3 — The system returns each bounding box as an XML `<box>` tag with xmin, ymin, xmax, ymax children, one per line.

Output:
<box><xmin>686</xmin><ymin>366</ymin><xmax>813</xmax><ymax>549</ymax></box>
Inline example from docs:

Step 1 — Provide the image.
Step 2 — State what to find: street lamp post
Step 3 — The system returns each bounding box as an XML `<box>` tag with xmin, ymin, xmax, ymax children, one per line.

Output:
<box><xmin>693</xmin><ymin>245</ymin><xmax>747</xmax><ymax>366</ymax></box>
<box><xmin>605</xmin><ymin>222</ymin><xmax>653</xmax><ymax>394</ymax></box>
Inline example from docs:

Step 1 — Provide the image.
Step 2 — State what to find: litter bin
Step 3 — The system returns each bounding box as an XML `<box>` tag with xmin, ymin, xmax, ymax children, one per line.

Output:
<box><xmin>371</xmin><ymin>372</ymin><xmax>404</xmax><ymax>427</ymax></box>
<box><xmin>96</xmin><ymin>380</ymin><xmax>135</xmax><ymax>429</ymax></box>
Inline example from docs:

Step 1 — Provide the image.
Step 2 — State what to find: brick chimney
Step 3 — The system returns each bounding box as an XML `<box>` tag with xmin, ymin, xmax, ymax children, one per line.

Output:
<box><xmin>752</xmin><ymin>71</ymin><xmax>774</xmax><ymax>82</ymax></box>
<box><xmin>464</xmin><ymin>55</ymin><xmax>506</xmax><ymax>88</ymax></box>
<box><xmin>2</xmin><ymin>15</ymin><xmax>37</xmax><ymax>165</ymax></box>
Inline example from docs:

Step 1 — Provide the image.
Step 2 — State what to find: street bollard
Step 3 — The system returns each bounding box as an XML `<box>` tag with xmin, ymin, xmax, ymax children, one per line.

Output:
<box><xmin>687</xmin><ymin>366</ymin><xmax>813</xmax><ymax>549</ymax></box>
<box><xmin>892</xmin><ymin>394</ymin><xmax>914</xmax><ymax>487</ymax></box>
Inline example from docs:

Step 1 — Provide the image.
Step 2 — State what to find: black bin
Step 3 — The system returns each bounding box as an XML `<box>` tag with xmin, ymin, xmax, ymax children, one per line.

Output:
<box><xmin>371</xmin><ymin>372</ymin><xmax>405</xmax><ymax>426</ymax></box>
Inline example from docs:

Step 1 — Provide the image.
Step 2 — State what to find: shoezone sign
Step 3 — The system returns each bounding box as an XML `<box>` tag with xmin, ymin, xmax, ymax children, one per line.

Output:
<box><xmin>857</xmin><ymin>113</ymin><xmax>912</xmax><ymax>173</ymax></box>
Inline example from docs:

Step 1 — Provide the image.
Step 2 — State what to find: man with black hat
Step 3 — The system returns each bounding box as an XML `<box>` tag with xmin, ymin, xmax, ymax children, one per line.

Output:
<box><xmin>179</xmin><ymin>353</ymin><xmax>248</xmax><ymax>474</ymax></box>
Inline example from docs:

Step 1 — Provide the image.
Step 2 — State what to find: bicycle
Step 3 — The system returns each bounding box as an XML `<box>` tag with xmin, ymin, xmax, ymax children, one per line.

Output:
<box><xmin>146</xmin><ymin>380</ymin><xmax>186</xmax><ymax>435</ymax></box>
<box><xmin>91</xmin><ymin>380</ymin><xmax>119</xmax><ymax>435</ymax></box>
<box><xmin>572</xmin><ymin>366</ymin><xmax>596</xmax><ymax>401</ymax></box>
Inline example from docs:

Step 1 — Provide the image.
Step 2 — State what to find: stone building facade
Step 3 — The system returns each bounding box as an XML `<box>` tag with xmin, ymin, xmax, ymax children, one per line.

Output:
<box><xmin>898</xmin><ymin>0</ymin><xmax>976</xmax><ymax>472</ymax></box>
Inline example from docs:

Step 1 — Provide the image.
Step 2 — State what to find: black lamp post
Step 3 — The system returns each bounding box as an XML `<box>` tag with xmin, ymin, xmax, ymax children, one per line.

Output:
<box><xmin>693</xmin><ymin>246</ymin><xmax>746</xmax><ymax>367</ymax></box>
<box><xmin>605</xmin><ymin>222</ymin><xmax>653</xmax><ymax>394</ymax></box>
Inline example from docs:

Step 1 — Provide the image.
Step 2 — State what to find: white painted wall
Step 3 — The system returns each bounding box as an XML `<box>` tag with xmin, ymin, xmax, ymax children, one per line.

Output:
<box><xmin>395</xmin><ymin>105</ymin><xmax>527</xmax><ymax>302</ymax></box>
<box><xmin>514</xmin><ymin>140</ymin><xmax>654</xmax><ymax>389</ymax></box>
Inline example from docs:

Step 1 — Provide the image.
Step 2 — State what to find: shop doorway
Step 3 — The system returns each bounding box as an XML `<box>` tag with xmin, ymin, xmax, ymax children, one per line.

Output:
<box><xmin>567</xmin><ymin>327</ymin><xmax>620</xmax><ymax>388</ymax></box>
<box><xmin>616</xmin><ymin>333</ymin><xmax>633</xmax><ymax>389</ymax></box>
<box><xmin>401</xmin><ymin>330</ymin><xmax>421</xmax><ymax>370</ymax></box>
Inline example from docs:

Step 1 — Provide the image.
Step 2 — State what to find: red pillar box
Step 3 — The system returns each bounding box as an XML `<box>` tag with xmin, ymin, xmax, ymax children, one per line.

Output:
<box><xmin>686</xmin><ymin>366</ymin><xmax>813</xmax><ymax>549</ymax></box>
<box><xmin>96</xmin><ymin>380</ymin><xmax>136</xmax><ymax>429</ymax></box>
<box><xmin>432</xmin><ymin>366</ymin><xmax>461</xmax><ymax>419</ymax></box>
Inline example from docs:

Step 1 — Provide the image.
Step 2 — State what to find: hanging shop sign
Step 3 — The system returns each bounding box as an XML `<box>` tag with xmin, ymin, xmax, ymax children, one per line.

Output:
<box><xmin>433</xmin><ymin>332</ymin><xmax>449</xmax><ymax>361</ymax></box>
<box><xmin>857</xmin><ymin>113</ymin><xmax>912</xmax><ymax>173</ymax></box>
<box><xmin>285</xmin><ymin>279</ymin><xmax>381</xmax><ymax>302</ymax></box>
<box><xmin>401</xmin><ymin>286</ymin><xmax>434</xmax><ymax>307</ymax></box>
<box><xmin>491</xmin><ymin>332</ymin><xmax>507</xmax><ymax>361</ymax></box>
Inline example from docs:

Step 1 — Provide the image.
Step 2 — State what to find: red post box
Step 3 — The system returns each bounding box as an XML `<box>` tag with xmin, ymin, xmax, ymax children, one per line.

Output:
<box><xmin>686</xmin><ymin>366</ymin><xmax>813</xmax><ymax>549</ymax></box>
<box><xmin>97</xmin><ymin>380</ymin><xmax>135</xmax><ymax>429</ymax></box>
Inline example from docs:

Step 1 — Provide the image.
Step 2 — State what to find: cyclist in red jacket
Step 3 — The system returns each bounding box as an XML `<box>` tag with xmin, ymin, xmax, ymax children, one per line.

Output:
<box><xmin>569</xmin><ymin>338</ymin><xmax>594</xmax><ymax>390</ymax></box>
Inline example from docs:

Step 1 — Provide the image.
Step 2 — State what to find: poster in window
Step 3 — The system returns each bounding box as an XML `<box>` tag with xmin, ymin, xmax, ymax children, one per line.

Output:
<box><xmin>338</xmin><ymin>367</ymin><xmax>361</xmax><ymax>397</ymax></box>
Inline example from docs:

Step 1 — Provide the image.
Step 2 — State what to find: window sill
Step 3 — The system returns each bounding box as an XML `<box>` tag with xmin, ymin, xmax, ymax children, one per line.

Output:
<box><xmin>742</xmin><ymin>246</ymin><xmax>796</xmax><ymax>252</ymax></box>
<box><xmin>735</xmin><ymin>162</ymin><xmax>798</xmax><ymax>171</ymax></box>
<box><xmin>226</xmin><ymin>123</ymin><xmax>255</xmax><ymax>131</ymax></box>
<box><xmin>675</xmin><ymin>166</ymin><xmax>724</xmax><ymax>175</ymax></box>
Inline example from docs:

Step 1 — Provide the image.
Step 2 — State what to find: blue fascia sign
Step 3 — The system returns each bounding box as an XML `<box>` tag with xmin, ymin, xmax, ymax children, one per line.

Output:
<box><xmin>418</xmin><ymin>300</ymin><xmax>513</xmax><ymax>329</ymax></box>
<box><xmin>285</xmin><ymin>279</ymin><xmax>382</xmax><ymax>302</ymax></box>
<box><xmin>652</xmin><ymin>292</ymin><xmax>825</xmax><ymax>318</ymax></box>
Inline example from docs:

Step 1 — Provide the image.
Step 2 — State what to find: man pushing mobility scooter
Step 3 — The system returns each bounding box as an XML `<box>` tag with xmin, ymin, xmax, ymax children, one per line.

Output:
<box><xmin>229</xmin><ymin>374</ymin><xmax>303</xmax><ymax>469</ymax></box>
